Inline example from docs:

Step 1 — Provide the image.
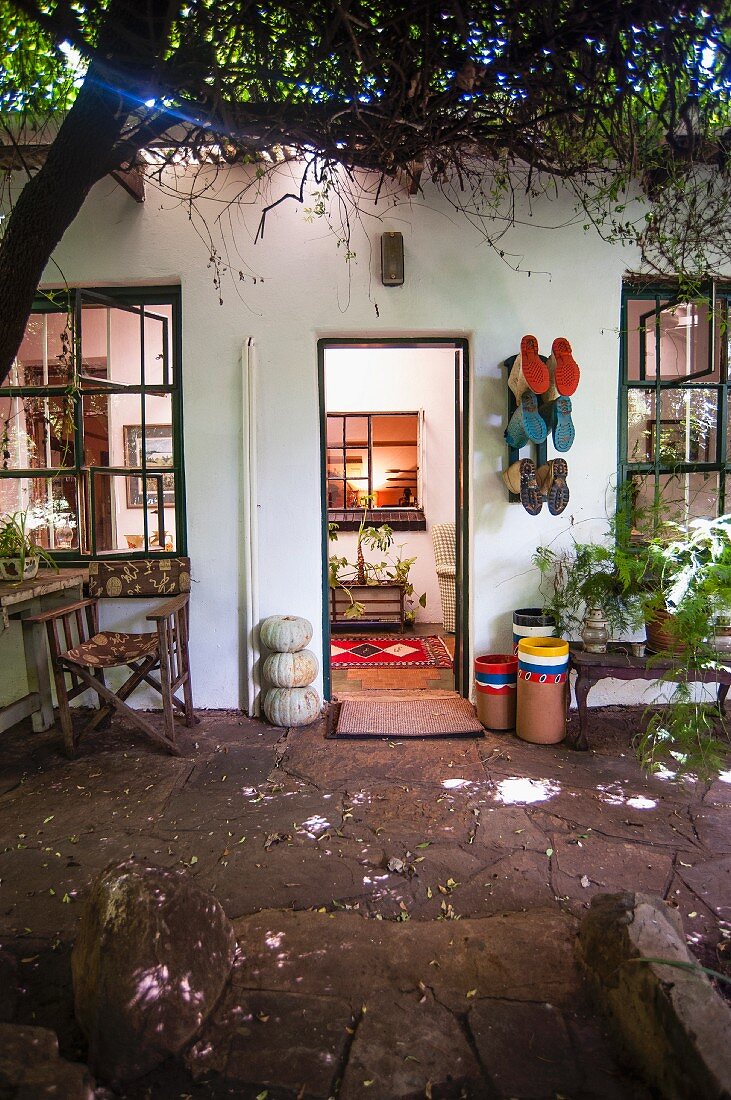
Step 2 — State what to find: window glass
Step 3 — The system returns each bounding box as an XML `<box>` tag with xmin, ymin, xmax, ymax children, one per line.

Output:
<box><xmin>326</xmin><ymin>412</ymin><xmax>420</xmax><ymax>510</ymax></box>
<box><xmin>2</xmin><ymin>311</ymin><xmax>72</xmax><ymax>388</ymax></box>
<box><xmin>0</xmin><ymin>290</ymin><xmax>183</xmax><ymax>559</ymax></box>
<box><xmin>621</xmin><ymin>286</ymin><xmax>728</xmax><ymax>522</ymax></box>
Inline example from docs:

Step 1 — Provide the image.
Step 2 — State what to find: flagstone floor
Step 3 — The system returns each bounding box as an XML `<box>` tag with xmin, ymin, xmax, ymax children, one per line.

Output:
<box><xmin>330</xmin><ymin>621</ymin><xmax>456</xmax><ymax>693</ymax></box>
<box><xmin>0</xmin><ymin>705</ymin><xmax>728</xmax><ymax>1097</ymax></box>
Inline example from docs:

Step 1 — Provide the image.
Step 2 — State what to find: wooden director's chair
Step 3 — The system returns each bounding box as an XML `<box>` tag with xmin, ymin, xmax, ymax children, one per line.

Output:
<box><xmin>28</xmin><ymin>558</ymin><xmax>196</xmax><ymax>756</ymax></box>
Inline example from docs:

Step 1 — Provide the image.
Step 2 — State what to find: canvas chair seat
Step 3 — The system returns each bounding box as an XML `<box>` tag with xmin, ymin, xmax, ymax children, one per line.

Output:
<box><xmin>64</xmin><ymin>630</ymin><xmax>160</xmax><ymax>669</ymax></box>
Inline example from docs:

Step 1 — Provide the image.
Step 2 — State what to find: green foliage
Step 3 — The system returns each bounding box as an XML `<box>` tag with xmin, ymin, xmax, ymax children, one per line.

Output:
<box><xmin>536</xmin><ymin>503</ymin><xmax>731</xmax><ymax>778</ymax></box>
<box><xmin>1</xmin><ymin>2</ymin><xmax>730</xmax><ymax>278</ymax></box>
<box><xmin>0</xmin><ymin>509</ymin><xmax>58</xmax><ymax>574</ymax></box>
<box><xmin>329</xmin><ymin>503</ymin><xmax>426</xmax><ymax>623</ymax></box>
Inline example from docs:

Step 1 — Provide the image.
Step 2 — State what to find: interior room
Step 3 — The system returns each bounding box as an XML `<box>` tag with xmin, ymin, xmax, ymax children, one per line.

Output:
<box><xmin>323</xmin><ymin>343</ymin><xmax>457</xmax><ymax>695</ymax></box>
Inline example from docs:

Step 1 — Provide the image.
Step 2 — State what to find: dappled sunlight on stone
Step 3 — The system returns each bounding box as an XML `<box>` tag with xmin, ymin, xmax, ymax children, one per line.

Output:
<box><xmin>494</xmin><ymin>778</ymin><xmax>560</xmax><ymax>805</ymax></box>
<box><xmin>626</xmin><ymin>796</ymin><xmax>657</xmax><ymax>810</ymax></box>
<box><xmin>442</xmin><ymin>777</ymin><xmax>472</xmax><ymax>789</ymax></box>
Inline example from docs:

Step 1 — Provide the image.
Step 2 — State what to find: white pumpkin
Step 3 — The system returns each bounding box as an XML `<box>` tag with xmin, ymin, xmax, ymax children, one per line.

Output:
<box><xmin>260</xmin><ymin>614</ymin><xmax>314</xmax><ymax>653</ymax></box>
<box><xmin>263</xmin><ymin>649</ymin><xmax>319</xmax><ymax>688</ymax></box>
<box><xmin>263</xmin><ymin>687</ymin><xmax>321</xmax><ymax>727</ymax></box>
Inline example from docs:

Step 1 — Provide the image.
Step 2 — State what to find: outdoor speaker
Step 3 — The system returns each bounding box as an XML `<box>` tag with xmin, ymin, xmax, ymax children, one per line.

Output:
<box><xmin>381</xmin><ymin>232</ymin><xmax>404</xmax><ymax>286</ymax></box>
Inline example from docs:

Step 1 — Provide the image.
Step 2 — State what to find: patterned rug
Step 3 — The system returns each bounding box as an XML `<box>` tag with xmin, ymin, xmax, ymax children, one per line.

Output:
<box><xmin>329</xmin><ymin>697</ymin><xmax>483</xmax><ymax>738</ymax></box>
<box><xmin>330</xmin><ymin>635</ymin><xmax>453</xmax><ymax>669</ymax></box>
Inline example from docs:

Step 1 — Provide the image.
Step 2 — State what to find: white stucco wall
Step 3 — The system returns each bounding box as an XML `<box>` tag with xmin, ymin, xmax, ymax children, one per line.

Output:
<box><xmin>4</xmin><ymin>161</ymin><xmax>717</xmax><ymax>711</ymax></box>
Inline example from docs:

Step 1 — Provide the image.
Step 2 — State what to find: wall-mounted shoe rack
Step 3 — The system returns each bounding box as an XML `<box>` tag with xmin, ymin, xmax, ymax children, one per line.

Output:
<box><xmin>503</xmin><ymin>354</ymin><xmax>548</xmax><ymax>503</ymax></box>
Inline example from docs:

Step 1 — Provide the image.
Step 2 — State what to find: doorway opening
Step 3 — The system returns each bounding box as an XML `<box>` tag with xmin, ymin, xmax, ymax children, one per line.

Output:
<box><xmin>318</xmin><ymin>339</ymin><xmax>469</xmax><ymax>701</ymax></box>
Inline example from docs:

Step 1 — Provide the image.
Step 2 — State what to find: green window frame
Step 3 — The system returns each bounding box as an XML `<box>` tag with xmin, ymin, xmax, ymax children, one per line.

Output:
<box><xmin>0</xmin><ymin>285</ymin><xmax>186</xmax><ymax>561</ymax></box>
<box><xmin>619</xmin><ymin>280</ymin><xmax>731</xmax><ymax>525</ymax></box>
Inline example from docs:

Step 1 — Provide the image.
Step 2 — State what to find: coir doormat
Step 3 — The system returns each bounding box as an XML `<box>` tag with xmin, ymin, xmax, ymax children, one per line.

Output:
<box><xmin>330</xmin><ymin>635</ymin><xmax>453</xmax><ymax>669</ymax></box>
<box><xmin>328</xmin><ymin>697</ymin><xmax>484</xmax><ymax>739</ymax></box>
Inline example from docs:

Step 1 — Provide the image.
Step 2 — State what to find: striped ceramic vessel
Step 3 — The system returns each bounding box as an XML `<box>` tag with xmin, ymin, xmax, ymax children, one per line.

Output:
<box><xmin>474</xmin><ymin>653</ymin><xmax>518</xmax><ymax>730</ymax></box>
<box><xmin>512</xmin><ymin>607</ymin><xmax>557</xmax><ymax>655</ymax></box>
<box><xmin>516</xmin><ymin>637</ymin><xmax>569</xmax><ymax>744</ymax></box>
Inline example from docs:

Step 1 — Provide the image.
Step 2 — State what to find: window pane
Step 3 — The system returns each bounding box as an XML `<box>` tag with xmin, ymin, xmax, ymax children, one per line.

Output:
<box><xmin>82</xmin><ymin>303</ymin><xmax>159</xmax><ymax>388</ymax></box>
<box><xmin>658</xmin><ymin>471</ymin><xmax>719</xmax><ymax>523</ymax></box>
<box><xmin>82</xmin><ymin>393</ymin><xmax>123</xmax><ymax>467</ymax></box>
<box><xmin>0</xmin><ymin>476</ymin><xmax>80</xmax><ymax>551</ymax></box>
<box><xmin>626</xmin><ymin>299</ymin><xmax>719</xmax><ymax>383</ymax></box>
<box><xmin>327</xmin><ymin>481</ymin><xmax>346</xmax><ymax>508</ymax></box>
<box><xmin>371</xmin><ymin>414</ymin><xmax>418</xmax><ymax>506</ymax></box>
<box><xmin>626</xmin><ymin>389</ymin><xmax>655</xmax><ymax>462</ymax></box>
<box><xmin>327</xmin><ymin>449</ymin><xmax>346</xmax><ymax>478</ymax></box>
<box><xmin>657</xmin><ymin>389</ymin><xmax>717</xmax><ymax>464</ymax></box>
<box><xmin>345</xmin><ymin>416</ymin><xmax>368</xmax><ymax>444</ymax></box>
<box><xmin>345</xmin><ymin>479</ymin><xmax>369</xmax><ymax>508</ymax></box>
<box><xmin>326</xmin><ymin>416</ymin><xmax>343</xmax><ymax>446</ymax></box>
<box><xmin>1</xmin><ymin>395</ymin><xmax>75</xmax><ymax>469</ymax></box>
<box><xmin>143</xmin><ymin>305</ymin><xmax>174</xmax><ymax>386</ymax></box>
<box><xmin>91</xmin><ymin>471</ymin><xmax>175</xmax><ymax>553</ymax></box>
<box><xmin>628</xmin><ymin>471</ymin><xmax>719</xmax><ymax>528</ymax></box>
<box><xmin>2</xmin><ymin>311</ymin><xmax>73</xmax><ymax>388</ymax></box>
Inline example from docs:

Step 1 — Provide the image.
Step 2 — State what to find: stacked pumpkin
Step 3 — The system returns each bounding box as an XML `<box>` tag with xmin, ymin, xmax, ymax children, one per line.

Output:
<box><xmin>261</xmin><ymin>615</ymin><xmax>321</xmax><ymax>726</ymax></box>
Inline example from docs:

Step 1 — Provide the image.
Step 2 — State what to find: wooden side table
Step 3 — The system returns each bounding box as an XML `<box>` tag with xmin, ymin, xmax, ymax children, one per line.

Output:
<box><xmin>568</xmin><ymin>642</ymin><xmax>731</xmax><ymax>751</ymax></box>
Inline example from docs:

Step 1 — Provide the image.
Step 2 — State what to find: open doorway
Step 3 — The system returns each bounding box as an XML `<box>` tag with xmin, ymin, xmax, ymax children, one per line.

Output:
<box><xmin>318</xmin><ymin>339</ymin><xmax>469</xmax><ymax>701</ymax></box>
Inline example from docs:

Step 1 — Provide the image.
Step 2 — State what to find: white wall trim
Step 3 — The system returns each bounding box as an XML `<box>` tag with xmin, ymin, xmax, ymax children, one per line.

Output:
<box><xmin>241</xmin><ymin>338</ymin><xmax>261</xmax><ymax>716</ymax></box>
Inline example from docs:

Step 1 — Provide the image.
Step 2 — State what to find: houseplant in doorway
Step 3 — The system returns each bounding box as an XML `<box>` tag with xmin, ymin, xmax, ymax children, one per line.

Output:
<box><xmin>0</xmin><ymin>510</ymin><xmax>58</xmax><ymax>582</ymax></box>
<box><xmin>329</xmin><ymin>502</ymin><xmax>426</xmax><ymax>627</ymax></box>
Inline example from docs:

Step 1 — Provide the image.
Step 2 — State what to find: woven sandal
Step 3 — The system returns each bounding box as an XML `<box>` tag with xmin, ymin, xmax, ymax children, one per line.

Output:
<box><xmin>520</xmin><ymin>391</ymin><xmax>548</xmax><ymax>444</ymax></box>
<box><xmin>540</xmin><ymin>396</ymin><xmax>574</xmax><ymax>452</ymax></box>
<box><xmin>519</xmin><ymin>458</ymin><xmax>543</xmax><ymax>516</ymax></box>
<box><xmin>507</xmin><ymin>335</ymin><xmax>549</xmax><ymax>400</ymax></box>
<box><xmin>549</xmin><ymin>338</ymin><xmax>580</xmax><ymax>396</ymax></box>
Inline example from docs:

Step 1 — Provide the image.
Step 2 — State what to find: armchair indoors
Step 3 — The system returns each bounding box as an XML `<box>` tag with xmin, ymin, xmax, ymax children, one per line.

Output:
<box><xmin>431</xmin><ymin>523</ymin><xmax>456</xmax><ymax>634</ymax></box>
<box><xmin>28</xmin><ymin>558</ymin><xmax>195</xmax><ymax>757</ymax></box>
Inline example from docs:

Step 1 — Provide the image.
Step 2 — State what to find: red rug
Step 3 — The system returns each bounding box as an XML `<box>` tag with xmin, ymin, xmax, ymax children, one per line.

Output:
<box><xmin>330</xmin><ymin>635</ymin><xmax>453</xmax><ymax>669</ymax></box>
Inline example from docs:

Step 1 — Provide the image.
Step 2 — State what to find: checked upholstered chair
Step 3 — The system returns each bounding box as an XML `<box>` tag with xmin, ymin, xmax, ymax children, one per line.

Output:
<box><xmin>431</xmin><ymin>523</ymin><xmax>456</xmax><ymax>634</ymax></box>
<box><xmin>28</xmin><ymin>558</ymin><xmax>195</xmax><ymax>757</ymax></box>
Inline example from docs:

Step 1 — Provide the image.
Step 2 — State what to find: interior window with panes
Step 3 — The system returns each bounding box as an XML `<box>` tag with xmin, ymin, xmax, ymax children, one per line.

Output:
<box><xmin>0</xmin><ymin>288</ymin><xmax>185</xmax><ymax>559</ymax></box>
<box><xmin>620</xmin><ymin>283</ymin><xmax>730</xmax><ymax>527</ymax></box>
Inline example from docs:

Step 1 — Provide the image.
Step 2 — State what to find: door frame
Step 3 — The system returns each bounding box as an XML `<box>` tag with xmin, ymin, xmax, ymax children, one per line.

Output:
<box><xmin>317</xmin><ymin>337</ymin><xmax>470</xmax><ymax>699</ymax></box>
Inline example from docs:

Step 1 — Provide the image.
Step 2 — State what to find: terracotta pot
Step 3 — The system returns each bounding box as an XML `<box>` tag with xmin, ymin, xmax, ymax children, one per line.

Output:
<box><xmin>645</xmin><ymin>608</ymin><xmax>686</xmax><ymax>655</ymax></box>
<box><xmin>474</xmin><ymin>653</ymin><xmax>518</xmax><ymax>730</ymax></box>
<box><xmin>516</xmin><ymin>637</ymin><xmax>569</xmax><ymax>744</ymax></box>
<box><xmin>512</xmin><ymin>607</ymin><xmax>557</xmax><ymax>655</ymax></box>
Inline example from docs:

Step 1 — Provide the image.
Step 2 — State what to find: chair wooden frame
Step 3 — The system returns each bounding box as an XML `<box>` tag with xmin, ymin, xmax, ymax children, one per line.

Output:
<box><xmin>28</xmin><ymin>593</ymin><xmax>196</xmax><ymax>756</ymax></box>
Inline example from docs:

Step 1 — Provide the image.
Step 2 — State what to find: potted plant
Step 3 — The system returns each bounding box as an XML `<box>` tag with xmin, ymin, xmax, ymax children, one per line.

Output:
<box><xmin>329</xmin><ymin>504</ymin><xmax>426</xmax><ymax>627</ymax></box>
<box><xmin>0</xmin><ymin>510</ymin><xmax>58</xmax><ymax>583</ymax></box>
<box><xmin>535</xmin><ymin>503</ymin><xmax>731</xmax><ymax>777</ymax></box>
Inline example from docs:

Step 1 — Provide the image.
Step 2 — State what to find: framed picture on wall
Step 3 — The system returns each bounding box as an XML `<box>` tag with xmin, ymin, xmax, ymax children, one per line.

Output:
<box><xmin>124</xmin><ymin>424</ymin><xmax>175</xmax><ymax>507</ymax></box>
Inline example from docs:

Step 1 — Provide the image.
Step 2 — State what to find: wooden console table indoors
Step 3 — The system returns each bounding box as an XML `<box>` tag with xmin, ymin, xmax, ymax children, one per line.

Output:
<box><xmin>568</xmin><ymin>642</ymin><xmax>731</xmax><ymax>751</ymax></box>
<box><xmin>0</xmin><ymin>569</ymin><xmax>87</xmax><ymax>734</ymax></box>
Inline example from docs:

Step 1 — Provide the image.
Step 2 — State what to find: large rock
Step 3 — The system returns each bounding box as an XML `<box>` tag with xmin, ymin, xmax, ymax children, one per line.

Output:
<box><xmin>577</xmin><ymin>891</ymin><xmax>731</xmax><ymax>1099</ymax></box>
<box><xmin>72</xmin><ymin>859</ymin><xmax>236</xmax><ymax>1085</ymax></box>
<box><xmin>0</xmin><ymin>1023</ymin><xmax>94</xmax><ymax>1098</ymax></box>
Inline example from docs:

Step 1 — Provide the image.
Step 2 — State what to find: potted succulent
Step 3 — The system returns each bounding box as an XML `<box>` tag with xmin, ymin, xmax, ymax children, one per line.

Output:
<box><xmin>0</xmin><ymin>510</ymin><xmax>58</xmax><ymax>583</ymax></box>
<box><xmin>329</xmin><ymin>503</ymin><xmax>426</xmax><ymax>627</ymax></box>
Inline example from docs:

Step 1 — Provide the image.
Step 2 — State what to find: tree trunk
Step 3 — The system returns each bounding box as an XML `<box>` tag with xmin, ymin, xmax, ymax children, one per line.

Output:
<box><xmin>0</xmin><ymin>0</ymin><xmax>179</xmax><ymax>384</ymax></box>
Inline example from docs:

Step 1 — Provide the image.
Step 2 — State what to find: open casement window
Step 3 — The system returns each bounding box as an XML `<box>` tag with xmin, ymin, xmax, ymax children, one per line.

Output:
<box><xmin>620</xmin><ymin>284</ymin><xmax>730</xmax><ymax>529</ymax></box>
<box><xmin>326</xmin><ymin>411</ymin><xmax>425</xmax><ymax>530</ymax></box>
<box><xmin>0</xmin><ymin>287</ymin><xmax>185</xmax><ymax>560</ymax></box>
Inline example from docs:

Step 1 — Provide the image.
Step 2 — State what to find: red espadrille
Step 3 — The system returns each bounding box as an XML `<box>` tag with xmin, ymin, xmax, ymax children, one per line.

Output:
<box><xmin>550</xmin><ymin>338</ymin><xmax>580</xmax><ymax>396</ymax></box>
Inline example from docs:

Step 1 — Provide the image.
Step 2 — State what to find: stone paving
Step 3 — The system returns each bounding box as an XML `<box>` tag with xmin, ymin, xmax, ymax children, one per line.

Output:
<box><xmin>0</xmin><ymin>705</ymin><xmax>729</xmax><ymax>1097</ymax></box>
